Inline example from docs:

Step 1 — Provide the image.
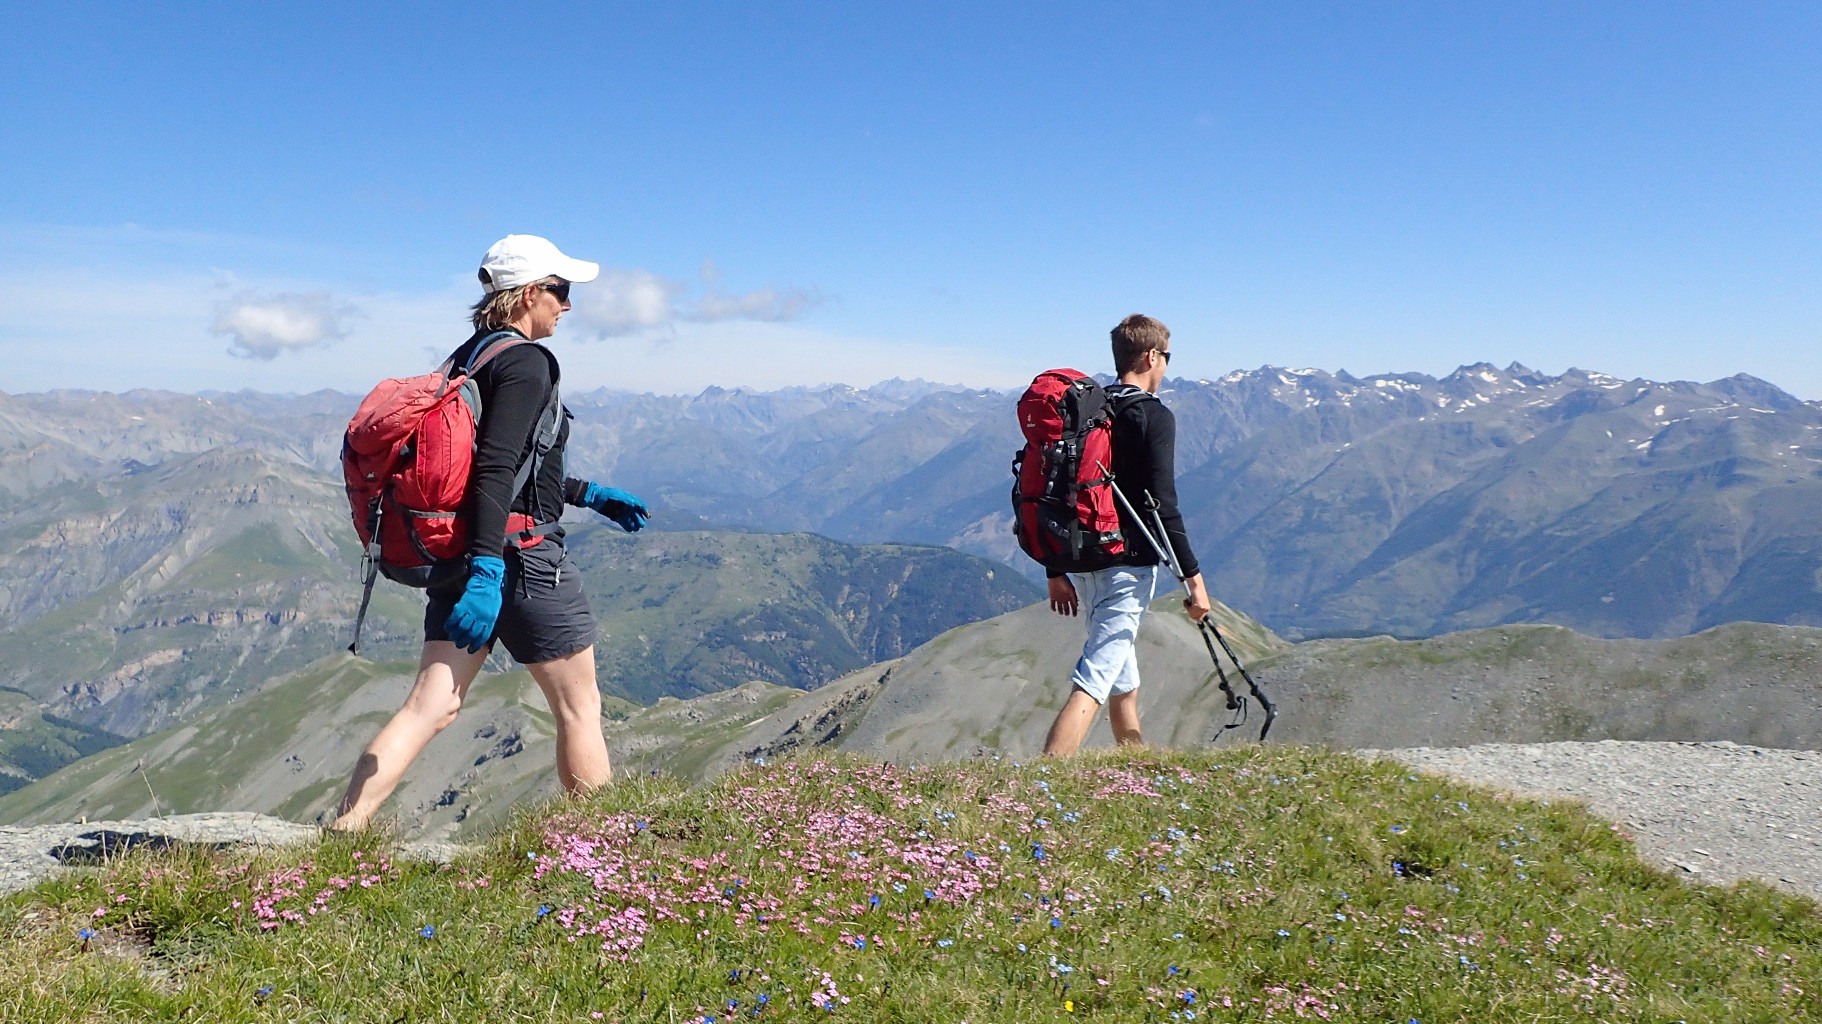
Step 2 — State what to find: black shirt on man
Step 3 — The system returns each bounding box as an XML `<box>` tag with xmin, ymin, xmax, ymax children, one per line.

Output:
<box><xmin>1058</xmin><ymin>382</ymin><xmax>1200</xmax><ymax>579</ymax></box>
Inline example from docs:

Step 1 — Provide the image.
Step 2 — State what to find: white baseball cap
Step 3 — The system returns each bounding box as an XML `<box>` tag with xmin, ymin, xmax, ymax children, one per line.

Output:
<box><xmin>477</xmin><ymin>235</ymin><xmax>601</xmax><ymax>293</ymax></box>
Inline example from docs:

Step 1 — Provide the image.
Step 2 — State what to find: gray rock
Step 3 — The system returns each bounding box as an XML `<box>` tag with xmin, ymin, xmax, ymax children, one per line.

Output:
<box><xmin>0</xmin><ymin>812</ymin><xmax>470</xmax><ymax>897</ymax></box>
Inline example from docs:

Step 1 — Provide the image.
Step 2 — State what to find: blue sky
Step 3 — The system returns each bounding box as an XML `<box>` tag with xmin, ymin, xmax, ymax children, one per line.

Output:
<box><xmin>3</xmin><ymin>2</ymin><xmax>1818</xmax><ymax>397</ymax></box>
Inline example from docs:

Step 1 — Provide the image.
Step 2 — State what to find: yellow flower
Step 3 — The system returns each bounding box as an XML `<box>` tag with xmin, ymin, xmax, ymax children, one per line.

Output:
<box><xmin>1064</xmin><ymin>999</ymin><xmax>1075</xmax><ymax>1012</ymax></box>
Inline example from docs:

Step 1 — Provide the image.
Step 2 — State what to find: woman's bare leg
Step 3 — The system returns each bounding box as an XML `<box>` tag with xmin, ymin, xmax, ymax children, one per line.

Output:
<box><xmin>528</xmin><ymin>644</ymin><xmax>611</xmax><ymax>793</ymax></box>
<box><xmin>330</xmin><ymin>641</ymin><xmax>487</xmax><ymax>830</ymax></box>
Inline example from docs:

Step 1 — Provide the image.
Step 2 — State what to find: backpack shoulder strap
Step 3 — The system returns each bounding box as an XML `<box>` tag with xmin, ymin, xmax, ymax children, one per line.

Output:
<box><xmin>461</xmin><ymin>330</ymin><xmax>532</xmax><ymax>374</ymax></box>
<box><xmin>1105</xmin><ymin>383</ymin><xmax>1157</xmax><ymax>415</ymax></box>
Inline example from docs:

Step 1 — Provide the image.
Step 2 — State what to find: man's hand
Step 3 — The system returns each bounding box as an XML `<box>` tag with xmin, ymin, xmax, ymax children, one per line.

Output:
<box><xmin>1048</xmin><ymin>575</ymin><xmax>1079</xmax><ymax>617</ymax></box>
<box><xmin>1182</xmin><ymin>572</ymin><xmax>1212</xmax><ymax>622</ymax></box>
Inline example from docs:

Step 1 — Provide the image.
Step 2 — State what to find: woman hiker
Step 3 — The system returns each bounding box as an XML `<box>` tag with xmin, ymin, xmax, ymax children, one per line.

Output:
<box><xmin>330</xmin><ymin>234</ymin><xmax>650</xmax><ymax>831</ymax></box>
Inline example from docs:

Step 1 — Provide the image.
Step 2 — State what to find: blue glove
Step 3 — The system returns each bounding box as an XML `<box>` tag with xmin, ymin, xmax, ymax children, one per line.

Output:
<box><xmin>444</xmin><ymin>556</ymin><xmax>506</xmax><ymax>653</ymax></box>
<box><xmin>581</xmin><ymin>482</ymin><xmax>650</xmax><ymax>533</ymax></box>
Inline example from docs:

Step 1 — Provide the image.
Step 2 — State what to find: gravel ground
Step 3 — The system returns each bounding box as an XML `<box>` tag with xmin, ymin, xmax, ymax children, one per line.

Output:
<box><xmin>1369</xmin><ymin>740</ymin><xmax>1822</xmax><ymax>902</ymax></box>
<box><xmin>3</xmin><ymin>742</ymin><xmax>1818</xmax><ymax>904</ymax></box>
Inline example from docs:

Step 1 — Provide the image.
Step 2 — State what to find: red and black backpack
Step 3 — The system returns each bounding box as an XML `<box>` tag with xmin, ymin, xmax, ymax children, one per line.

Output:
<box><xmin>340</xmin><ymin>331</ymin><xmax>560</xmax><ymax>652</ymax></box>
<box><xmin>1010</xmin><ymin>369</ymin><xmax>1127</xmax><ymax>573</ymax></box>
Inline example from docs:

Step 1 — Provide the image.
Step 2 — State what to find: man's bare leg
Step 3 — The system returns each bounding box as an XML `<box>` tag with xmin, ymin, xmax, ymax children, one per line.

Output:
<box><xmin>528</xmin><ymin>644</ymin><xmax>611</xmax><ymax>793</ymax></box>
<box><xmin>1043</xmin><ymin>689</ymin><xmax>1103</xmax><ymax>757</ymax></box>
<box><xmin>1107</xmin><ymin>690</ymin><xmax>1144</xmax><ymax>746</ymax></box>
<box><xmin>331</xmin><ymin>640</ymin><xmax>487</xmax><ymax>831</ymax></box>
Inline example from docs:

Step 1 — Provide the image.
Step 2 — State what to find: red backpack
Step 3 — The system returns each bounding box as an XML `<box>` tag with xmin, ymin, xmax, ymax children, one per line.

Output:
<box><xmin>341</xmin><ymin>331</ymin><xmax>558</xmax><ymax>653</ymax></box>
<box><xmin>1010</xmin><ymin>369</ymin><xmax>1127</xmax><ymax>573</ymax></box>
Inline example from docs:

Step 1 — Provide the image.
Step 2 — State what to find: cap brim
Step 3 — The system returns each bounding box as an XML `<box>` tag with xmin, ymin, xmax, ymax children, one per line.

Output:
<box><xmin>552</xmin><ymin>255</ymin><xmax>599</xmax><ymax>284</ymax></box>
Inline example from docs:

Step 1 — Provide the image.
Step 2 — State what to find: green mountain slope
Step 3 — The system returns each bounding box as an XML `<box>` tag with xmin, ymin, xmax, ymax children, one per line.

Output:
<box><xmin>0</xmin><ymin>655</ymin><xmax>796</xmax><ymax>839</ymax></box>
<box><xmin>570</xmin><ymin>529</ymin><xmax>1036</xmax><ymax>703</ymax></box>
<box><xmin>0</xmin><ymin>688</ymin><xmax>122</xmax><ymax>798</ymax></box>
<box><xmin>0</xmin><ymin>448</ymin><xmax>417</xmax><ymax>739</ymax></box>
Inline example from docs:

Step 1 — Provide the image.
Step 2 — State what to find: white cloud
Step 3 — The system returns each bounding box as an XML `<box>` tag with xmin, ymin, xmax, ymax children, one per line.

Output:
<box><xmin>689</xmin><ymin>284</ymin><xmax>817</xmax><ymax>323</ymax></box>
<box><xmin>212</xmin><ymin>290</ymin><xmax>357</xmax><ymax>360</ymax></box>
<box><xmin>567</xmin><ymin>261</ymin><xmax>820</xmax><ymax>337</ymax></box>
<box><xmin>569</xmin><ymin>268</ymin><xmax>686</xmax><ymax>336</ymax></box>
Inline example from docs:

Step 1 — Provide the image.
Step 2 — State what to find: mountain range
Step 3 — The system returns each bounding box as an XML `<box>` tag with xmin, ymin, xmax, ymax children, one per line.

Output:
<box><xmin>12</xmin><ymin>362</ymin><xmax>1818</xmax><ymax>643</ymax></box>
<box><xmin>3</xmin><ymin>362</ymin><xmax>1820</xmax><ymax>794</ymax></box>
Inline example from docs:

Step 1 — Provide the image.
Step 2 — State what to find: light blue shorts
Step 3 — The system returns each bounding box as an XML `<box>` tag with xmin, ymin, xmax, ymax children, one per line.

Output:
<box><xmin>1067</xmin><ymin>564</ymin><xmax>1159</xmax><ymax>705</ymax></box>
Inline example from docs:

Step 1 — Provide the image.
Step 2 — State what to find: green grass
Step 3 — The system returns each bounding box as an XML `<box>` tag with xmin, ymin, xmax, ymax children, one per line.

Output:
<box><xmin>2</xmin><ymin>747</ymin><xmax>1817</xmax><ymax>1022</ymax></box>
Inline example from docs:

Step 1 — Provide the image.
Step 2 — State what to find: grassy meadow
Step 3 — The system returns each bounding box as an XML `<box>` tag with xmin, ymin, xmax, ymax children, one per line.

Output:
<box><xmin>2</xmin><ymin>747</ymin><xmax>1817</xmax><ymax>1022</ymax></box>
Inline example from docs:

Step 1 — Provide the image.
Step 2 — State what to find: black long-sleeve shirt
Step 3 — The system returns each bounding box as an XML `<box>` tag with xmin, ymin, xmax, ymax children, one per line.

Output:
<box><xmin>1073</xmin><ymin>382</ymin><xmax>1200</xmax><ymax>578</ymax></box>
<box><xmin>446</xmin><ymin>329</ymin><xmax>589</xmax><ymax>561</ymax></box>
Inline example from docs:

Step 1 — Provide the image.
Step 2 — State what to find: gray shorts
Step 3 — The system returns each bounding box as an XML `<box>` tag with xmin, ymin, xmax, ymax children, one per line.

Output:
<box><xmin>1067</xmin><ymin>564</ymin><xmax>1160</xmax><ymax>704</ymax></box>
<box><xmin>425</xmin><ymin>541</ymin><xmax>597</xmax><ymax>664</ymax></box>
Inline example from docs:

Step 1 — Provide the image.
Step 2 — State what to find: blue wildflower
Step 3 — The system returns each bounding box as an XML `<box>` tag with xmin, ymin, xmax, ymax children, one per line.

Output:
<box><xmin>1168</xmin><ymin>965</ymin><xmax>1180</xmax><ymax>975</ymax></box>
<box><xmin>869</xmin><ymin>894</ymin><xmax>880</xmax><ymax>908</ymax></box>
<box><xmin>854</xmin><ymin>937</ymin><xmax>867</xmax><ymax>949</ymax></box>
<box><xmin>537</xmin><ymin>904</ymin><xmax>552</xmax><ymax>918</ymax></box>
<box><xmin>923</xmin><ymin>889</ymin><xmax>936</xmax><ymax>901</ymax></box>
<box><xmin>1390</xmin><ymin>825</ymin><xmax>1406</xmax><ymax>833</ymax></box>
<box><xmin>419</xmin><ymin>925</ymin><xmax>436</xmax><ymax>938</ymax></box>
<box><xmin>255</xmin><ymin>985</ymin><xmax>273</xmax><ymax>999</ymax></box>
<box><xmin>77</xmin><ymin>928</ymin><xmax>95</xmax><ymax>941</ymax></box>
<box><xmin>1032</xmin><ymin>843</ymin><xmax>1047</xmax><ymax>861</ymax></box>
<box><xmin>937</xmin><ymin>939</ymin><xmax>953</xmax><ymax>948</ymax></box>
<box><xmin>1276</xmin><ymin>929</ymin><xmax>1291</xmax><ymax>938</ymax></box>
<box><xmin>1050</xmin><ymin>917</ymin><xmax>1062</xmax><ymax>928</ymax></box>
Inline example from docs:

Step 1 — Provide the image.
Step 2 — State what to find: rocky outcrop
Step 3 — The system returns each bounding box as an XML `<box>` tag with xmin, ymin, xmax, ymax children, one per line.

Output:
<box><xmin>0</xmin><ymin>812</ymin><xmax>464</xmax><ymax>896</ymax></box>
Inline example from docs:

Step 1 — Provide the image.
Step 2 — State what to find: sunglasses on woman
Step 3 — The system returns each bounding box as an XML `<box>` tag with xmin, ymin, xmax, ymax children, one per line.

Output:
<box><xmin>539</xmin><ymin>280</ymin><xmax>571</xmax><ymax>303</ymax></box>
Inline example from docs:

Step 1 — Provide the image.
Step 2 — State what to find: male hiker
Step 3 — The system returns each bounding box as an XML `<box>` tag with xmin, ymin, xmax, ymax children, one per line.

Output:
<box><xmin>1042</xmin><ymin>314</ymin><xmax>1211</xmax><ymax>757</ymax></box>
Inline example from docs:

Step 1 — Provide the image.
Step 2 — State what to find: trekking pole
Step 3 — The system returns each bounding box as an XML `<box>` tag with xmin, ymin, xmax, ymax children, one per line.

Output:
<box><xmin>1105</xmin><ymin>475</ymin><xmax>1278</xmax><ymax>742</ymax></box>
<box><xmin>348</xmin><ymin>503</ymin><xmax>383</xmax><ymax>656</ymax></box>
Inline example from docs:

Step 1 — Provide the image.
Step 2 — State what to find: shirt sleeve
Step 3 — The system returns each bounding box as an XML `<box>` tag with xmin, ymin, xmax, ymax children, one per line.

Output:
<box><xmin>465</xmin><ymin>345</ymin><xmax>554</xmax><ymax>561</ymax></box>
<box><xmin>1145</xmin><ymin>403</ymin><xmax>1200</xmax><ymax>579</ymax></box>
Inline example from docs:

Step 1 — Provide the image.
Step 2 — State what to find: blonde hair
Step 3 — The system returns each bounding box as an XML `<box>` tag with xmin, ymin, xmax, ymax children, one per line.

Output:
<box><xmin>469</xmin><ymin>276</ymin><xmax>558</xmax><ymax>331</ymax></box>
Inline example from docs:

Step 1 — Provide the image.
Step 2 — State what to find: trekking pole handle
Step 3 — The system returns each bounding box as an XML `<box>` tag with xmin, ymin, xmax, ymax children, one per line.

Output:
<box><xmin>1139</xmin><ymin>492</ymin><xmax>1185</xmax><ymax>583</ymax></box>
